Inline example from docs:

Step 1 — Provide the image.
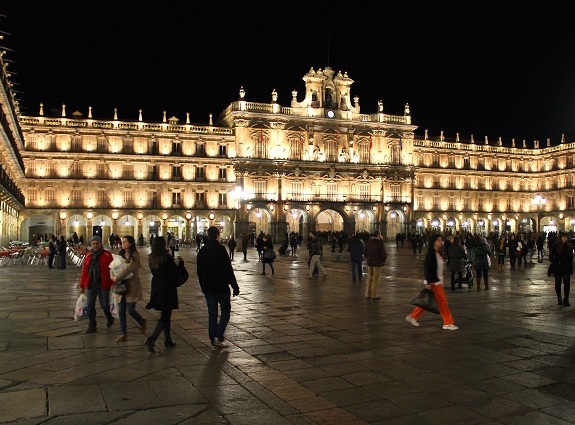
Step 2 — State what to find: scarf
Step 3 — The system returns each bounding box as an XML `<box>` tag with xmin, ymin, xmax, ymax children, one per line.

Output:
<box><xmin>88</xmin><ymin>248</ymin><xmax>103</xmax><ymax>289</ymax></box>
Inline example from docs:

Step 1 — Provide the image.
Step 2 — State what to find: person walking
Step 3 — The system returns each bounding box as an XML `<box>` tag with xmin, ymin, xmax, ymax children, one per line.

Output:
<box><xmin>549</xmin><ymin>231</ymin><xmax>573</xmax><ymax>307</ymax></box>
<box><xmin>448</xmin><ymin>236</ymin><xmax>466</xmax><ymax>291</ymax></box>
<box><xmin>364</xmin><ymin>230</ymin><xmax>387</xmax><ymax>299</ymax></box>
<box><xmin>536</xmin><ymin>234</ymin><xmax>545</xmax><ymax>261</ymax></box>
<box><xmin>47</xmin><ymin>235</ymin><xmax>57</xmax><ymax>269</ymax></box>
<box><xmin>240</xmin><ymin>232</ymin><xmax>249</xmax><ymax>260</ymax></box>
<box><xmin>472</xmin><ymin>235</ymin><xmax>491</xmax><ymax>291</ymax></box>
<box><xmin>347</xmin><ymin>233</ymin><xmax>365</xmax><ymax>282</ymax></box>
<box><xmin>261</xmin><ymin>234</ymin><xmax>275</xmax><ymax>276</ymax></box>
<box><xmin>145</xmin><ymin>236</ymin><xmax>187</xmax><ymax>352</ymax></box>
<box><xmin>405</xmin><ymin>234</ymin><xmax>458</xmax><ymax>330</ymax></box>
<box><xmin>508</xmin><ymin>234</ymin><xmax>519</xmax><ymax>271</ymax></box>
<box><xmin>169</xmin><ymin>235</ymin><xmax>177</xmax><ymax>257</ymax></box>
<box><xmin>110</xmin><ymin>236</ymin><xmax>146</xmax><ymax>342</ymax></box>
<box><xmin>495</xmin><ymin>234</ymin><xmax>507</xmax><ymax>271</ymax></box>
<box><xmin>290</xmin><ymin>233</ymin><xmax>298</xmax><ymax>256</ymax></box>
<box><xmin>79</xmin><ymin>235</ymin><xmax>115</xmax><ymax>333</ymax></box>
<box><xmin>197</xmin><ymin>226</ymin><xmax>240</xmax><ymax>350</ymax></box>
<box><xmin>227</xmin><ymin>236</ymin><xmax>237</xmax><ymax>260</ymax></box>
<box><xmin>307</xmin><ymin>231</ymin><xmax>327</xmax><ymax>279</ymax></box>
<box><xmin>256</xmin><ymin>231</ymin><xmax>265</xmax><ymax>261</ymax></box>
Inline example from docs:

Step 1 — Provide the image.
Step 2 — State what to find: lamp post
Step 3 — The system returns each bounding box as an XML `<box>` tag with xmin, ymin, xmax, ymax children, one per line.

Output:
<box><xmin>59</xmin><ymin>211</ymin><xmax>67</xmax><ymax>236</ymax></box>
<box><xmin>531</xmin><ymin>194</ymin><xmax>546</xmax><ymax>233</ymax></box>
<box><xmin>185</xmin><ymin>212</ymin><xmax>192</xmax><ymax>241</ymax></box>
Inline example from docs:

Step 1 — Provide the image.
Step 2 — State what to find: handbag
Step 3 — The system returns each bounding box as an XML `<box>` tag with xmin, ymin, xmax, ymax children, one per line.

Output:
<box><xmin>264</xmin><ymin>249</ymin><xmax>276</xmax><ymax>261</ymax></box>
<box><xmin>113</xmin><ymin>281</ymin><xmax>127</xmax><ymax>295</ymax></box>
<box><xmin>176</xmin><ymin>261</ymin><xmax>189</xmax><ymax>287</ymax></box>
<box><xmin>487</xmin><ymin>255</ymin><xmax>491</xmax><ymax>268</ymax></box>
<box><xmin>411</xmin><ymin>288</ymin><xmax>440</xmax><ymax>314</ymax></box>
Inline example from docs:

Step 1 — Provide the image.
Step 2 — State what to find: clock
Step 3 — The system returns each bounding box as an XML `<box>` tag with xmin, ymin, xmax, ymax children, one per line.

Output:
<box><xmin>326</xmin><ymin>110</ymin><xmax>335</xmax><ymax>118</ymax></box>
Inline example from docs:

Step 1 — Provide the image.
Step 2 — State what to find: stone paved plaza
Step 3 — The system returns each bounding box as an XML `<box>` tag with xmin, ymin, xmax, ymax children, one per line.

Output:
<box><xmin>1</xmin><ymin>243</ymin><xmax>574</xmax><ymax>425</ymax></box>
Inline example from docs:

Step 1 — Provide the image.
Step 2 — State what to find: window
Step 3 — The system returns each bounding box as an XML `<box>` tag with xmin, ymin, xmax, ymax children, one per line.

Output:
<box><xmin>123</xmin><ymin>164</ymin><xmax>133</xmax><ymax>179</ymax></box>
<box><xmin>463</xmin><ymin>157</ymin><xmax>470</xmax><ymax>168</ymax></box>
<box><xmin>254</xmin><ymin>132</ymin><xmax>266</xmax><ymax>158</ymax></box>
<box><xmin>219</xmin><ymin>144</ymin><xmax>227</xmax><ymax>156</ymax></box>
<box><xmin>97</xmin><ymin>163</ymin><xmax>106</xmax><ymax>177</ymax></box>
<box><xmin>391</xmin><ymin>184</ymin><xmax>400</xmax><ymax>201</ymax></box>
<box><xmin>290</xmin><ymin>138</ymin><xmax>303</xmax><ymax>160</ymax></box>
<box><xmin>568</xmin><ymin>196</ymin><xmax>575</xmax><ymax>209</ymax></box>
<box><xmin>219</xmin><ymin>168</ymin><xmax>227</xmax><ymax>180</ymax></box>
<box><xmin>359</xmin><ymin>142</ymin><xmax>370</xmax><ymax>163</ymax></box>
<box><xmin>172</xmin><ymin>192</ymin><xmax>181</xmax><ymax>206</ymax></box>
<box><xmin>359</xmin><ymin>184</ymin><xmax>370</xmax><ymax>200</ymax></box>
<box><xmin>254</xmin><ymin>181</ymin><xmax>267</xmax><ymax>198</ymax></box>
<box><xmin>71</xmin><ymin>189</ymin><xmax>82</xmax><ymax>203</ymax></box>
<box><xmin>97</xmin><ymin>189</ymin><xmax>107</xmax><ymax>203</ymax></box>
<box><xmin>196</xmin><ymin>166</ymin><xmax>205</xmax><ymax>179</ymax></box>
<box><xmin>291</xmin><ymin>182</ymin><xmax>303</xmax><ymax>199</ymax></box>
<box><xmin>324</xmin><ymin>140</ymin><xmax>337</xmax><ymax>162</ymax></box>
<box><xmin>45</xmin><ymin>189</ymin><xmax>55</xmax><ymax>202</ymax></box>
<box><xmin>327</xmin><ymin>182</ymin><xmax>337</xmax><ymax>200</ymax></box>
<box><xmin>172</xmin><ymin>165</ymin><xmax>182</xmax><ymax>179</ymax></box>
<box><xmin>28</xmin><ymin>188</ymin><xmax>38</xmax><ymax>203</ymax></box>
<box><xmin>218</xmin><ymin>193</ymin><xmax>227</xmax><ymax>206</ymax></box>
<box><xmin>123</xmin><ymin>190</ymin><xmax>133</xmax><ymax>205</ymax></box>
<box><xmin>97</xmin><ymin>135</ymin><xmax>108</xmax><ymax>152</ymax></box>
<box><xmin>171</xmin><ymin>141</ymin><xmax>182</xmax><ymax>155</ymax></box>
<box><xmin>195</xmin><ymin>143</ymin><xmax>205</xmax><ymax>156</ymax></box>
<box><xmin>195</xmin><ymin>192</ymin><xmax>206</xmax><ymax>206</ymax></box>
<box><xmin>72</xmin><ymin>162</ymin><xmax>81</xmax><ymax>177</ymax></box>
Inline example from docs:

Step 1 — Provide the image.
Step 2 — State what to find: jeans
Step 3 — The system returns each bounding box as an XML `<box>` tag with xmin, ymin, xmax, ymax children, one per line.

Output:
<box><xmin>351</xmin><ymin>259</ymin><xmax>363</xmax><ymax>281</ymax></box>
<box><xmin>555</xmin><ymin>274</ymin><xmax>571</xmax><ymax>301</ymax></box>
<box><xmin>118</xmin><ymin>295</ymin><xmax>144</xmax><ymax>335</ymax></box>
<box><xmin>86</xmin><ymin>287</ymin><xmax>112</xmax><ymax>328</ymax></box>
<box><xmin>205</xmin><ymin>292</ymin><xmax>231</xmax><ymax>344</ymax></box>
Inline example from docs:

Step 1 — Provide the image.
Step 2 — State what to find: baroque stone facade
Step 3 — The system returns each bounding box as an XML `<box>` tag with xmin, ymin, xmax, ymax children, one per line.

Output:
<box><xmin>16</xmin><ymin>66</ymin><xmax>573</xmax><ymax>243</ymax></box>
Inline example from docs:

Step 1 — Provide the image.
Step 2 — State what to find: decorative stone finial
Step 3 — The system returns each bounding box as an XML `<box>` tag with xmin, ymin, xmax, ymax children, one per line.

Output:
<box><xmin>272</xmin><ymin>89</ymin><xmax>278</xmax><ymax>103</ymax></box>
<box><xmin>61</xmin><ymin>104</ymin><xmax>66</xmax><ymax>117</ymax></box>
<box><xmin>470</xmin><ymin>134</ymin><xmax>474</xmax><ymax>144</ymax></box>
<box><xmin>186</xmin><ymin>112</ymin><xmax>190</xmax><ymax>125</ymax></box>
<box><xmin>561</xmin><ymin>133</ymin><xmax>565</xmax><ymax>144</ymax></box>
<box><xmin>162</xmin><ymin>111</ymin><xmax>166</xmax><ymax>123</ymax></box>
<box><xmin>239</xmin><ymin>86</ymin><xmax>245</xmax><ymax>100</ymax></box>
<box><xmin>209</xmin><ymin>113</ymin><xmax>213</xmax><ymax>126</ymax></box>
<box><xmin>39</xmin><ymin>102</ymin><xmax>44</xmax><ymax>116</ymax></box>
<box><xmin>114</xmin><ymin>108</ymin><xmax>118</xmax><ymax>120</ymax></box>
<box><xmin>88</xmin><ymin>106</ymin><xmax>92</xmax><ymax>119</ymax></box>
<box><xmin>139</xmin><ymin>109</ymin><xmax>143</xmax><ymax>122</ymax></box>
<box><xmin>404</xmin><ymin>103</ymin><xmax>410</xmax><ymax>116</ymax></box>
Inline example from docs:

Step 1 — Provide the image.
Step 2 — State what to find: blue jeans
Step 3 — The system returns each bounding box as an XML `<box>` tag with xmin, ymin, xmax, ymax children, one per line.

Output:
<box><xmin>118</xmin><ymin>295</ymin><xmax>144</xmax><ymax>335</ymax></box>
<box><xmin>204</xmin><ymin>292</ymin><xmax>231</xmax><ymax>344</ymax></box>
<box><xmin>86</xmin><ymin>287</ymin><xmax>112</xmax><ymax>328</ymax></box>
<box><xmin>351</xmin><ymin>259</ymin><xmax>363</xmax><ymax>281</ymax></box>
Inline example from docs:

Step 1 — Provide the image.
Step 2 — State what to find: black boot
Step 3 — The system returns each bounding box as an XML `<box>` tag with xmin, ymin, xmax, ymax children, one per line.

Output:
<box><xmin>145</xmin><ymin>321</ymin><xmax>164</xmax><ymax>353</ymax></box>
<box><xmin>163</xmin><ymin>322</ymin><xmax>176</xmax><ymax>347</ymax></box>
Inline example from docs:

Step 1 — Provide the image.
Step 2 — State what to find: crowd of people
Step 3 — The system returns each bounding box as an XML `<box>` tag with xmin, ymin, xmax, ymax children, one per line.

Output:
<box><xmin>65</xmin><ymin>222</ymin><xmax>573</xmax><ymax>349</ymax></box>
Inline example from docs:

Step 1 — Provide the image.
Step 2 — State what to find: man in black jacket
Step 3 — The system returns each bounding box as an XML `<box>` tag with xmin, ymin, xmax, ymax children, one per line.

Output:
<box><xmin>197</xmin><ymin>226</ymin><xmax>240</xmax><ymax>350</ymax></box>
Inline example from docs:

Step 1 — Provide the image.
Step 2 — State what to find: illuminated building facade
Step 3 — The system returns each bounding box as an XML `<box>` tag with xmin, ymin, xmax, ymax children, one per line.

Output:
<box><xmin>0</xmin><ymin>49</ymin><xmax>26</xmax><ymax>245</ymax></box>
<box><xmin>15</xmin><ymin>66</ymin><xmax>573</xmax><ymax>242</ymax></box>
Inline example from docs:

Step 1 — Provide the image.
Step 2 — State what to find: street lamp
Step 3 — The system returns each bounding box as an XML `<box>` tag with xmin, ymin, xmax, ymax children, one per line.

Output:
<box><xmin>531</xmin><ymin>194</ymin><xmax>546</xmax><ymax>233</ymax></box>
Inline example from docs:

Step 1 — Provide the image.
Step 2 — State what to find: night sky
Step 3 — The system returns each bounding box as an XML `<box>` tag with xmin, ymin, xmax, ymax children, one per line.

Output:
<box><xmin>1</xmin><ymin>3</ymin><xmax>574</xmax><ymax>146</ymax></box>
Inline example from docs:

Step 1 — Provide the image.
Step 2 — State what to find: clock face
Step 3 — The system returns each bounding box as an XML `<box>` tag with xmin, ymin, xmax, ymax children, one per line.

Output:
<box><xmin>327</xmin><ymin>110</ymin><xmax>335</xmax><ymax>118</ymax></box>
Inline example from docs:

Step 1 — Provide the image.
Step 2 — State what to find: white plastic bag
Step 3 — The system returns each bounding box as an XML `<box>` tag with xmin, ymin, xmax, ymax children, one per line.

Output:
<box><xmin>110</xmin><ymin>254</ymin><xmax>133</xmax><ymax>280</ymax></box>
<box><xmin>109</xmin><ymin>292</ymin><xmax>120</xmax><ymax>320</ymax></box>
<box><xmin>74</xmin><ymin>293</ymin><xmax>87</xmax><ymax>321</ymax></box>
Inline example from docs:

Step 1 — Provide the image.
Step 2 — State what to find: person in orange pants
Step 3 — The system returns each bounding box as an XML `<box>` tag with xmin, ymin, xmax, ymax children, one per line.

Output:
<box><xmin>405</xmin><ymin>234</ymin><xmax>458</xmax><ymax>330</ymax></box>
